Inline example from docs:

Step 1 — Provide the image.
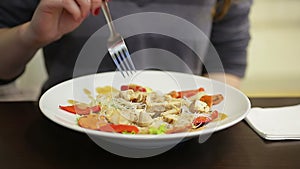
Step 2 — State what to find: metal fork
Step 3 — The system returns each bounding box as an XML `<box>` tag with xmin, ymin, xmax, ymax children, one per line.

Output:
<box><xmin>101</xmin><ymin>1</ymin><xmax>136</xmax><ymax>77</ymax></box>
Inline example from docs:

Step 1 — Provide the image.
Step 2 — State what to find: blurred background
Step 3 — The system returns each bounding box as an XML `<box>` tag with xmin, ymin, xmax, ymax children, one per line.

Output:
<box><xmin>1</xmin><ymin>0</ymin><xmax>300</xmax><ymax>101</ymax></box>
<box><xmin>240</xmin><ymin>0</ymin><xmax>300</xmax><ymax>97</ymax></box>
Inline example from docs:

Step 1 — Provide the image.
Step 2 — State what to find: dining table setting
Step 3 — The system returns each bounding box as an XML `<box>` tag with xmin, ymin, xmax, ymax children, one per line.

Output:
<box><xmin>1</xmin><ymin>1</ymin><xmax>299</xmax><ymax>169</ymax></box>
<box><xmin>1</xmin><ymin>88</ymin><xmax>300</xmax><ymax>169</ymax></box>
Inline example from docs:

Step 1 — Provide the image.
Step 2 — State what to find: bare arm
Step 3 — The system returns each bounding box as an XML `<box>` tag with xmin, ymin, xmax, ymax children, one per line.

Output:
<box><xmin>0</xmin><ymin>0</ymin><xmax>104</xmax><ymax>81</ymax></box>
<box><xmin>0</xmin><ymin>24</ymin><xmax>40</xmax><ymax>80</ymax></box>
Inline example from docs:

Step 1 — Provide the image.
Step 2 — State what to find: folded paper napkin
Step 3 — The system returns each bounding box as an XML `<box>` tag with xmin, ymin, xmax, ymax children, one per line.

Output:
<box><xmin>245</xmin><ymin>104</ymin><xmax>300</xmax><ymax>140</ymax></box>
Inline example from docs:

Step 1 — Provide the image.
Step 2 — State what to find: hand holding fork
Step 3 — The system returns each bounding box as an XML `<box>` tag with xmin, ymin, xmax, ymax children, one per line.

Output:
<box><xmin>101</xmin><ymin>1</ymin><xmax>136</xmax><ymax>78</ymax></box>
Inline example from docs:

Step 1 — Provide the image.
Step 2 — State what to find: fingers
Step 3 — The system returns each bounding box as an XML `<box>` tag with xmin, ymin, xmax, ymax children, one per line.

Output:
<box><xmin>91</xmin><ymin>0</ymin><xmax>105</xmax><ymax>16</ymax></box>
<box><xmin>76</xmin><ymin>0</ymin><xmax>91</xmax><ymax>18</ymax></box>
<box><xmin>61</xmin><ymin>0</ymin><xmax>94</xmax><ymax>21</ymax></box>
<box><xmin>62</xmin><ymin>0</ymin><xmax>105</xmax><ymax>19</ymax></box>
<box><xmin>60</xmin><ymin>0</ymin><xmax>82</xmax><ymax>21</ymax></box>
<box><xmin>39</xmin><ymin>0</ymin><xmax>105</xmax><ymax>21</ymax></box>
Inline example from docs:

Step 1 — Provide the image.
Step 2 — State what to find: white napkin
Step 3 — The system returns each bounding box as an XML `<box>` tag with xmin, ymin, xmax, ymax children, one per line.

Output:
<box><xmin>245</xmin><ymin>104</ymin><xmax>300</xmax><ymax>140</ymax></box>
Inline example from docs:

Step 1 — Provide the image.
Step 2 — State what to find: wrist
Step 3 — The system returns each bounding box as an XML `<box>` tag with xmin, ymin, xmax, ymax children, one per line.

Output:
<box><xmin>18</xmin><ymin>22</ymin><xmax>45</xmax><ymax>49</ymax></box>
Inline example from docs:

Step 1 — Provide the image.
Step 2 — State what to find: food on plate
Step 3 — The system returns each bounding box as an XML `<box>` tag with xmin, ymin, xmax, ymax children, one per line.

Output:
<box><xmin>59</xmin><ymin>84</ymin><xmax>226</xmax><ymax>134</ymax></box>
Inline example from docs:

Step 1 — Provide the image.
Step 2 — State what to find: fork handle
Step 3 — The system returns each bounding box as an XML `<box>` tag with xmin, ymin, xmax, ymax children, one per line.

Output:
<box><xmin>101</xmin><ymin>1</ymin><xmax>117</xmax><ymax>37</ymax></box>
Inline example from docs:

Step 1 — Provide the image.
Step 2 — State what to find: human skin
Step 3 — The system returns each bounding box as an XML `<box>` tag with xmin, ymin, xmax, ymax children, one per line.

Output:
<box><xmin>0</xmin><ymin>0</ymin><xmax>104</xmax><ymax>80</ymax></box>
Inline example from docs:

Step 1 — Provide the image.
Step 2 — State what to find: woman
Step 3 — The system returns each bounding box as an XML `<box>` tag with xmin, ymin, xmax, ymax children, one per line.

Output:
<box><xmin>0</xmin><ymin>0</ymin><xmax>252</xmax><ymax>95</ymax></box>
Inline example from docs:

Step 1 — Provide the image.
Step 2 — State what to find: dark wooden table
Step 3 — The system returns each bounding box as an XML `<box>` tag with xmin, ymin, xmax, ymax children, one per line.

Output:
<box><xmin>1</xmin><ymin>98</ymin><xmax>300</xmax><ymax>169</ymax></box>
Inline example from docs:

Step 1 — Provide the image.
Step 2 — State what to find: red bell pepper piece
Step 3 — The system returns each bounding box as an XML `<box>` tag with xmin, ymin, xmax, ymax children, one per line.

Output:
<box><xmin>120</xmin><ymin>84</ymin><xmax>147</xmax><ymax>92</ymax></box>
<box><xmin>169</xmin><ymin>87</ymin><xmax>205</xmax><ymax>98</ymax></box>
<box><xmin>99</xmin><ymin>124</ymin><xmax>139</xmax><ymax>134</ymax></box>
<box><xmin>200</xmin><ymin>94</ymin><xmax>224</xmax><ymax>107</ymax></box>
<box><xmin>200</xmin><ymin>95</ymin><xmax>213</xmax><ymax>107</ymax></box>
<box><xmin>193</xmin><ymin>116</ymin><xmax>211</xmax><ymax>125</ymax></box>
<box><xmin>193</xmin><ymin>110</ymin><xmax>219</xmax><ymax>127</ymax></box>
<box><xmin>59</xmin><ymin>105</ymin><xmax>101</xmax><ymax>115</ymax></box>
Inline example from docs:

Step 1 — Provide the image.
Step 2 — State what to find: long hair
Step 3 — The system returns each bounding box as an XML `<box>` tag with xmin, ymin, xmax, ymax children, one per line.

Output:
<box><xmin>212</xmin><ymin>0</ymin><xmax>232</xmax><ymax>21</ymax></box>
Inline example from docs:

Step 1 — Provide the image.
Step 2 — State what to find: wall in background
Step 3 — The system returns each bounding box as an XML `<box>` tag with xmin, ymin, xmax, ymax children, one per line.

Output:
<box><xmin>15</xmin><ymin>50</ymin><xmax>47</xmax><ymax>100</ymax></box>
<box><xmin>240</xmin><ymin>0</ymin><xmax>300</xmax><ymax>97</ymax></box>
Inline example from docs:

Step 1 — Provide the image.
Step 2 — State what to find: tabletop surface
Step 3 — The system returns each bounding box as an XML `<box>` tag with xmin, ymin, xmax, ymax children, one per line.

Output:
<box><xmin>0</xmin><ymin>97</ymin><xmax>300</xmax><ymax>169</ymax></box>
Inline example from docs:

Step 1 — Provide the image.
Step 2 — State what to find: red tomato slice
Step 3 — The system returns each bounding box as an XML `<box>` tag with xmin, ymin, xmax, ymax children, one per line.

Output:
<box><xmin>99</xmin><ymin>124</ymin><xmax>139</xmax><ymax>134</ymax></box>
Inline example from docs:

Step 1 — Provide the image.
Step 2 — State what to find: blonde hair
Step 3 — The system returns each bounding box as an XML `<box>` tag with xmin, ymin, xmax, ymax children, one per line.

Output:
<box><xmin>212</xmin><ymin>0</ymin><xmax>232</xmax><ymax>21</ymax></box>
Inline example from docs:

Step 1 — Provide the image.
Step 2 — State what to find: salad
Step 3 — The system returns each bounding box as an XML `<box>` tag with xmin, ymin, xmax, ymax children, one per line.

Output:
<box><xmin>59</xmin><ymin>84</ymin><xmax>226</xmax><ymax>134</ymax></box>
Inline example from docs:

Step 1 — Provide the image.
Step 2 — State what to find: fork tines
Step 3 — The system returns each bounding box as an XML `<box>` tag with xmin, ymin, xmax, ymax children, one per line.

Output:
<box><xmin>101</xmin><ymin>1</ymin><xmax>136</xmax><ymax>78</ymax></box>
<box><xmin>109</xmin><ymin>43</ymin><xmax>136</xmax><ymax>78</ymax></box>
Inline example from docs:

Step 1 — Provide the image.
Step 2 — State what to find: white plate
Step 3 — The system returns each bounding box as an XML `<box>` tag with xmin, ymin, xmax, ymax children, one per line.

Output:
<box><xmin>39</xmin><ymin>71</ymin><xmax>251</xmax><ymax>157</ymax></box>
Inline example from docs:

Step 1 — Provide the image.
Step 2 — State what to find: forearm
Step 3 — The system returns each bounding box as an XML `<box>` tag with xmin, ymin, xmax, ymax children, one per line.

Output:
<box><xmin>0</xmin><ymin>0</ymin><xmax>105</xmax><ymax>81</ymax></box>
<box><xmin>0</xmin><ymin>22</ymin><xmax>40</xmax><ymax>80</ymax></box>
